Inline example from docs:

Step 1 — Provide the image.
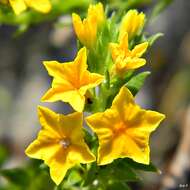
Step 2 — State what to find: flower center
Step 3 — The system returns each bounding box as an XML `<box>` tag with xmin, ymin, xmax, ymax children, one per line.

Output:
<box><xmin>59</xmin><ymin>138</ymin><xmax>71</xmax><ymax>148</ymax></box>
<box><xmin>113</xmin><ymin>122</ymin><xmax>126</xmax><ymax>136</ymax></box>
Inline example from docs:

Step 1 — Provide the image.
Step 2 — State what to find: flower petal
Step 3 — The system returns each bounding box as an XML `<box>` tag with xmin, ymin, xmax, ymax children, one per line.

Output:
<box><xmin>25</xmin><ymin>0</ymin><xmax>51</xmax><ymax>13</ymax></box>
<box><xmin>43</xmin><ymin>61</ymin><xmax>66</xmax><ymax>79</ymax></box>
<box><xmin>37</xmin><ymin>106</ymin><xmax>64</xmax><ymax>138</ymax></box>
<box><xmin>119</xmin><ymin>32</ymin><xmax>129</xmax><ymax>52</ymax></box>
<box><xmin>9</xmin><ymin>0</ymin><xmax>26</xmax><ymax>15</ymax></box>
<box><xmin>73</xmin><ymin>47</ymin><xmax>88</xmax><ymax>81</ymax></box>
<box><xmin>111</xmin><ymin>86</ymin><xmax>134</xmax><ymax>114</ymax></box>
<box><xmin>25</xmin><ymin>139</ymin><xmax>60</xmax><ymax>161</ymax></box>
<box><xmin>58</xmin><ymin>112</ymin><xmax>83</xmax><ymax>142</ymax></box>
<box><xmin>86</xmin><ymin>109</ymin><xmax>120</xmax><ymax>165</ymax></box>
<box><xmin>87</xmin><ymin>2</ymin><xmax>105</xmax><ymax>26</ymax></box>
<box><xmin>42</xmin><ymin>89</ymin><xmax>85</xmax><ymax>112</ymax></box>
<box><xmin>119</xmin><ymin>10</ymin><xmax>145</xmax><ymax>39</ymax></box>
<box><xmin>125</xmin><ymin>58</ymin><xmax>146</xmax><ymax>70</ymax></box>
<box><xmin>109</xmin><ymin>43</ymin><xmax>120</xmax><ymax>61</ymax></box>
<box><xmin>72</xmin><ymin>13</ymin><xmax>85</xmax><ymax>44</ymax></box>
<box><xmin>131</xmin><ymin>42</ymin><xmax>148</xmax><ymax>58</ymax></box>
<box><xmin>79</xmin><ymin>72</ymin><xmax>104</xmax><ymax>94</ymax></box>
<box><xmin>68</xmin><ymin>144</ymin><xmax>96</xmax><ymax>164</ymax></box>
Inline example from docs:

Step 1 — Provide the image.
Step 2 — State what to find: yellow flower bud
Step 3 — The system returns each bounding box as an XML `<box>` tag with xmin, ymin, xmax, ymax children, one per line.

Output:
<box><xmin>119</xmin><ymin>10</ymin><xmax>145</xmax><ymax>40</ymax></box>
<box><xmin>72</xmin><ymin>3</ymin><xmax>105</xmax><ymax>49</ymax></box>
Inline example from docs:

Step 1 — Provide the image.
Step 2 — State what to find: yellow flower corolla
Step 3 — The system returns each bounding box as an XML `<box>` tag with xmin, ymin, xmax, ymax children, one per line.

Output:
<box><xmin>25</xmin><ymin>106</ymin><xmax>95</xmax><ymax>185</ymax></box>
<box><xmin>119</xmin><ymin>9</ymin><xmax>145</xmax><ymax>40</ymax></box>
<box><xmin>72</xmin><ymin>3</ymin><xmax>105</xmax><ymax>48</ymax></box>
<box><xmin>5</xmin><ymin>0</ymin><xmax>51</xmax><ymax>15</ymax></box>
<box><xmin>110</xmin><ymin>33</ymin><xmax>148</xmax><ymax>76</ymax></box>
<box><xmin>86</xmin><ymin>86</ymin><xmax>165</xmax><ymax>166</ymax></box>
<box><xmin>41</xmin><ymin>47</ymin><xmax>104</xmax><ymax>112</ymax></box>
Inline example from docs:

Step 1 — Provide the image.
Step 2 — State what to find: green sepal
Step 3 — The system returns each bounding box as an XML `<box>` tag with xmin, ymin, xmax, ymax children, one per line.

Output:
<box><xmin>147</xmin><ymin>33</ymin><xmax>164</xmax><ymax>47</ymax></box>
<box><xmin>150</xmin><ymin>0</ymin><xmax>174</xmax><ymax>19</ymax></box>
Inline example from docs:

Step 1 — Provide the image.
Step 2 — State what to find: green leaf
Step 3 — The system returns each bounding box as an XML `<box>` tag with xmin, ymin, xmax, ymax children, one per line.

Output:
<box><xmin>147</xmin><ymin>33</ymin><xmax>164</xmax><ymax>47</ymax></box>
<box><xmin>151</xmin><ymin>0</ymin><xmax>174</xmax><ymax>19</ymax></box>
<box><xmin>0</xmin><ymin>168</ymin><xmax>30</xmax><ymax>187</ymax></box>
<box><xmin>122</xmin><ymin>158</ymin><xmax>160</xmax><ymax>173</ymax></box>
<box><xmin>126</xmin><ymin>71</ymin><xmax>151</xmax><ymax>95</ymax></box>
<box><xmin>114</xmin><ymin>162</ymin><xmax>140</xmax><ymax>182</ymax></box>
<box><xmin>98</xmin><ymin>162</ymin><xmax>139</xmax><ymax>183</ymax></box>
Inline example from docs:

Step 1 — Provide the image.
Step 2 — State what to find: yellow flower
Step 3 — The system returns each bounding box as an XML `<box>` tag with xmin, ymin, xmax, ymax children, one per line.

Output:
<box><xmin>41</xmin><ymin>47</ymin><xmax>104</xmax><ymax>112</ymax></box>
<box><xmin>25</xmin><ymin>106</ymin><xmax>95</xmax><ymax>185</ymax></box>
<box><xmin>72</xmin><ymin>3</ymin><xmax>105</xmax><ymax>48</ymax></box>
<box><xmin>86</xmin><ymin>86</ymin><xmax>165</xmax><ymax>165</ymax></box>
<box><xmin>119</xmin><ymin>10</ymin><xmax>145</xmax><ymax>40</ymax></box>
<box><xmin>7</xmin><ymin>0</ymin><xmax>51</xmax><ymax>15</ymax></box>
<box><xmin>110</xmin><ymin>32</ymin><xmax>148</xmax><ymax>76</ymax></box>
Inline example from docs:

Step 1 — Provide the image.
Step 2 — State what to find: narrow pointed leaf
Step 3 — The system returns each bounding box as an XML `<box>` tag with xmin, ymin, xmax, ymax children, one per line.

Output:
<box><xmin>126</xmin><ymin>71</ymin><xmax>151</xmax><ymax>95</ymax></box>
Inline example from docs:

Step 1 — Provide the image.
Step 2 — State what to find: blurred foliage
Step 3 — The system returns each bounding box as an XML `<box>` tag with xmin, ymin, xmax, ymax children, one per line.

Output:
<box><xmin>0</xmin><ymin>160</ymin><xmax>55</xmax><ymax>190</ymax></box>
<box><xmin>150</xmin><ymin>0</ymin><xmax>174</xmax><ymax>19</ymax></box>
<box><xmin>0</xmin><ymin>0</ymin><xmax>174</xmax><ymax>33</ymax></box>
<box><xmin>0</xmin><ymin>157</ymin><xmax>160</xmax><ymax>190</ymax></box>
<box><xmin>0</xmin><ymin>0</ymin><xmax>90</xmax><ymax>35</ymax></box>
<box><xmin>0</xmin><ymin>145</ymin><xmax>9</xmax><ymax>168</ymax></box>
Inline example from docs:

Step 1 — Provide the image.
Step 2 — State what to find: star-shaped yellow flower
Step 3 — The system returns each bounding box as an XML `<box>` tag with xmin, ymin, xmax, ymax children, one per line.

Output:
<box><xmin>119</xmin><ymin>9</ymin><xmax>145</xmax><ymax>40</ymax></box>
<box><xmin>41</xmin><ymin>47</ymin><xmax>104</xmax><ymax>112</ymax></box>
<box><xmin>86</xmin><ymin>86</ymin><xmax>165</xmax><ymax>165</ymax></box>
<box><xmin>72</xmin><ymin>3</ymin><xmax>105</xmax><ymax>48</ymax></box>
<box><xmin>7</xmin><ymin>0</ymin><xmax>51</xmax><ymax>15</ymax></box>
<box><xmin>110</xmin><ymin>33</ymin><xmax>148</xmax><ymax>77</ymax></box>
<box><xmin>25</xmin><ymin>106</ymin><xmax>95</xmax><ymax>185</ymax></box>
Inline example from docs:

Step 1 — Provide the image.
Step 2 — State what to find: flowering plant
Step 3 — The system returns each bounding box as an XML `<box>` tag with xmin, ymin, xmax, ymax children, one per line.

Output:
<box><xmin>0</xmin><ymin>1</ymin><xmax>173</xmax><ymax>190</ymax></box>
<box><xmin>24</xmin><ymin>3</ymin><xmax>165</xmax><ymax>189</ymax></box>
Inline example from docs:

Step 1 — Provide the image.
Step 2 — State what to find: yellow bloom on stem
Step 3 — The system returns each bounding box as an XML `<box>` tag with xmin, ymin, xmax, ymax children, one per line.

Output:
<box><xmin>25</xmin><ymin>106</ymin><xmax>95</xmax><ymax>185</ymax></box>
<box><xmin>110</xmin><ymin>32</ymin><xmax>148</xmax><ymax>77</ymax></box>
<box><xmin>7</xmin><ymin>0</ymin><xmax>51</xmax><ymax>15</ymax></box>
<box><xmin>119</xmin><ymin>9</ymin><xmax>145</xmax><ymax>40</ymax></box>
<box><xmin>86</xmin><ymin>86</ymin><xmax>165</xmax><ymax>166</ymax></box>
<box><xmin>72</xmin><ymin>3</ymin><xmax>105</xmax><ymax>48</ymax></box>
<box><xmin>41</xmin><ymin>47</ymin><xmax>104</xmax><ymax>112</ymax></box>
